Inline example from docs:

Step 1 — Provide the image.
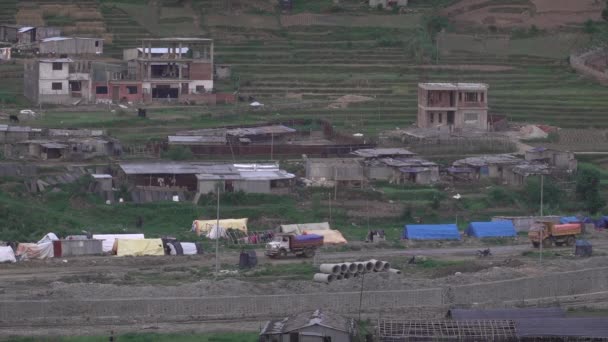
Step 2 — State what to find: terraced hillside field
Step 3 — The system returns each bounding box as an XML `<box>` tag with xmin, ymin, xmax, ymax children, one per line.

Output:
<box><xmin>1</xmin><ymin>0</ymin><xmax>607</xmax><ymax>137</ymax></box>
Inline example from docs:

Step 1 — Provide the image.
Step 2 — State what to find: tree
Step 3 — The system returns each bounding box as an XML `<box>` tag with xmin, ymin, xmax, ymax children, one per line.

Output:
<box><xmin>522</xmin><ymin>176</ymin><xmax>562</xmax><ymax>210</ymax></box>
<box><xmin>602</xmin><ymin>7</ymin><xmax>608</xmax><ymax>22</ymax></box>
<box><xmin>576</xmin><ymin>165</ymin><xmax>606</xmax><ymax>214</ymax></box>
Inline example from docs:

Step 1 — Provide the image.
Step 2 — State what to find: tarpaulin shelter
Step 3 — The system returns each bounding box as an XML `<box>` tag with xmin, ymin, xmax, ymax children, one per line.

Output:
<box><xmin>0</xmin><ymin>246</ymin><xmax>16</xmax><ymax>263</ymax></box>
<box><xmin>192</xmin><ymin>218</ymin><xmax>248</xmax><ymax>236</ymax></box>
<box><xmin>166</xmin><ymin>242</ymin><xmax>202</xmax><ymax>255</ymax></box>
<box><xmin>560</xmin><ymin>216</ymin><xmax>581</xmax><ymax>224</ymax></box>
<box><xmin>302</xmin><ymin>229</ymin><xmax>347</xmax><ymax>244</ymax></box>
<box><xmin>466</xmin><ymin>221</ymin><xmax>516</xmax><ymax>238</ymax></box>
<box><xmin>15</xmin><ymin>242</ymin><xmax>54</xmax><ymax>260</ymax></box>
<box><xmin>403</xmin><ymin>224</ymin><xmax>460</xmax><ymax>240</ymax></box>
<box><xmin>280</xmin><ymin>222</ymin><xmax>330</xmax><ymax>235</ymax></box>
<box><xmin>595</xmin><ymin>216</ymin><xmax>608</xmax><ymax>229</ymax></box>
<box><xmin>114</xmin><ymin>239</ymin><xmax>164</xmax><ymax>257</ymax></box>
<box><xmin>575</xmin><ymin>240</ymin><xmax>592</xmax><ymax>257</ymax></box>
<box><xmin>93</xmin><ymin>234</ymin><xmax>145</xmax><ymax>253</ymax></box>
<box><xmin>37</xmin><ymin>233</ymin><xmax>59</xmax><ymax>244</ymax></box>
<box><xmin>206</xmin><ymin>225</ymin><xmax>227</xmax><ymax>240</ymax></box>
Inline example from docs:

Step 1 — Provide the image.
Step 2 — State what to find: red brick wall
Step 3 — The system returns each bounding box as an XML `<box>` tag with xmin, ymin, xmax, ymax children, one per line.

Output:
<box><xmin>93</xmin><ymin>82</ymin><xmax>143</xmax><ymax>103</ymax></box>
<box><xmin>190</xmin><ymin>63</ymin><xmax>212</xmax><ymax>80</ymax></box>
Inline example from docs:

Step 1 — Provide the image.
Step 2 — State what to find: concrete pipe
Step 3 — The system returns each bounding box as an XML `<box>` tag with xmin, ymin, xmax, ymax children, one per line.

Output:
<box><xmin>363</xmin><ymin>261</ymin><xmax>374</xmax><ymax>273</ymax></box>
<box><xmin>313</xmin><ymin>273</ymin><xmax>335</xmax><ymax>284</ymax></box>
<box><xmin>336</xmin><ymin>274</ymin><xmax>344</xmax><ymax>280</ymax></box>
<box><xmin>382</xmin><ymin>262</ymin><xmax>391</xmax><ymax>271</ymax></box>
<box><xmin>345</xmin><ymin>263</ymin><xmax>357</xmax><ymax>273</ymax></box>
<box><xmin>355</xmin><ymin>263</ymin><xmax>364</xmax><ymax>273</ymax></box>
<box><xmin>388</xmin><ymin>268</ymin><xmax>402</xmax><ymax>275</ymax></box>
<box><xmin>369</xmin><ymin>259</ymin><xmax>383</xmax><ymax>271</ymax></box>
<box><xmin>343</xmin><ymin>272</ymin><xmax>352</xmax><ymax>279</ymax></box>
<box><xmin>352</xmin><ymin>272</ymin><xmax>360</xmax><ymax>278</ymax></box>
<box><xmin>339</xmin><ymin>263</ymin><xmax>348</xmax><ymax>273</ymax></box>
<box><xmin>319</xmin><ymin>264</ymin><xmax>341</xmax><ymax>275</ymax></box>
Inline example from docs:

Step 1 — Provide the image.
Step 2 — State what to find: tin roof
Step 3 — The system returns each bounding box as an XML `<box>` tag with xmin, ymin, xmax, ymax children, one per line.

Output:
<box><xmin>227</xmin><ymin>125</ymin><xmax>296</xmax><ymax>137</ymax></box>
<box><xmin>0</xmin><ymin>125</ymin><xmax>42</xmax><ymax>133</ymax></box>
<box><xmin>39</xmin><ymin>58</ymin><xmax>73</xmax><ymax>63</ymax></box>
<box><xmin>137</xmin><ymin>47</ymin><xmax>189</xmax><ymax>54</ymax></box>
<box><xmin>168</xmin><ymin>135</ymin><xmax>226</xmax><ymax>145</ymax></box>
<box><xmin>453</xmin><ymin>154</ymin><xmax>521</xmax><ymax>167</ymax></box>
<box><xmin>261</xmin><ymin>310</ymin><xmax>352</xmax><ymax>335</ymax></box>
<box><xmin>91</xmin><ymin>174</ymin><xmax>112</xmax><ymax>179</ymax></box>
<box><xmin>141</xmin><ymin>37</ymin><xmax>213</xmax><ymax>42</ymax></box>
<box><xmin>120</xmin><ymin>162</ymin><xmax>295</xmax><ymax>180</ymax></box>
<box><xmin>352</xmin><ymin>148</ymin><xmax>416</xmax><ymax>158</ymax></box>
<box><xmin>18</xmin><ymin>27</ymin><xmax>34</xmax><ymax>33</ymax></box>
<box><xmin>419</xmin><ymin>82</ymin><xmax>488</xmax><ymax>91</ymax></box>
<box><xmin>42</xmin><ymin>36</ymin><xmax>101</xmax><ymax>42</ymax></box>
<box><xmin>40</xmin><ymin>142</ymin><xmax>68</xmax><ymax>149</ymax></box>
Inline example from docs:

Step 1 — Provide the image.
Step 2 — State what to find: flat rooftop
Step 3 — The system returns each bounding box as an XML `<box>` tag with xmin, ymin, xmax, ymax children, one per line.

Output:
<box><xmin>352</xmin><ymin>148</ymin><xmax>416</xmax><ymax>158</ymax></box>
<box><xmin>419</xmin><ymin>82</ymin><xmax>488</xmax><ymax>91</ymax></box>
<box><xmin>140</xmin><ymin>38</ymin><xmax>213</xmax><ymax>42</ymax></box>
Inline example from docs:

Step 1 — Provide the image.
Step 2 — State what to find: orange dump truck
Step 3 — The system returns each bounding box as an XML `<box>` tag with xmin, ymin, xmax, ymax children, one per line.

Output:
<box><xmin>528</xmin><ymin>221</ymin><xmax>581</xmax><ymax>248</ymax></box>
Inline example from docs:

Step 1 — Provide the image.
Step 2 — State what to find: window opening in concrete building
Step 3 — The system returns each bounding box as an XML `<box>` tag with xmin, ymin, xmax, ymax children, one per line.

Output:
<box><xmin>289</xmin><ymin>333</ymin><xmax>299</xmax><ymax>342</ymax></box>
<box><xmin>51</xmin><ymin>82</ymin><xmax>62</xmax><ymax>90</ymax></box>
<box><xmin>465</xmin><ymin>92</ymin><xmax>478</xmax><ymax>102</ymax></box>
<box><xmin>96</xmin><ymin>86</ymin><xmax>108</xmax><ymax>94</ymax></box>
<box><xmin>438</xmin><ymin>113</ymin><xmax>442</xmax><ymax>123</ymax></box>
<box><xmin>95</xmin><ymin>40</ymin><xmax>99</xmax><ymax>47</ymax></box>
<box><xmin>430</xmin><ymin>112</ymin><xmax>434</xmax><ymax>123</ymax></box>
<box><xmin>481</xmin><ymin>92</ymin><xmax>485</xmax><ymax>102</ymax></box>
<box><xmin>196</xmin><ymin>85</ymin><xmax>205</xmax><ymax>93</ymax></box>
<box><xmin>127</xmin><ymin>86</ymin><xmax>138</xmax><ymax>94</ymax></box>
<box><xmin>464</xmin><ymin>113</ymin><xmax>478</xmax><ymax>124</ymax></box>
<box><xmin>52</xmin><ymin>62</ymin><xmax>63</xmax><ymax>70</ymax></box>
<box><xmin>69</xmin><ymin>81</ymin><xmax>81</xmax><ymax>92</ymax></box>
<box><xmin>152</xmin><ymin>85</ymin><xmax>178</xmax><ymax>99</ymax></box>
<box><xmin>322</xmin><ymin>337</ymin><xmax>331</xmax><ymax>342</ymax></box>
<box><xmin>448</xmin><ymin>111</ymin><xmax>455</xmax><ymax>124</ymax></box>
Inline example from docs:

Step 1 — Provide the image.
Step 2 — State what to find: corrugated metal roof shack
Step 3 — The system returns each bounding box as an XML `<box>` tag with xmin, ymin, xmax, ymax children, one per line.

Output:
<box><xmin>466</xmin><ymin>221</ymin><xmax>516</xmax><ymax>238</ymax></box>
<box><xmin>52</xmin><ymin>239</ymin><xmax>103</xmax><ymax>257</ymax></box>
<box><xmin>403</xmin><ymin>224</ymin><xmax>460</xmax><ymax>240</ymax></box>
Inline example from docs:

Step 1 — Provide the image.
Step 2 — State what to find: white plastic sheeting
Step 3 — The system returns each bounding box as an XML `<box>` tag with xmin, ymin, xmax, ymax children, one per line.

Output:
<box><xmin>181</xmin><ymin>242</ymin><xmax>197</xmax><ymax>255</ymax></box>
<box><xmin>15</xmin><ymin>242</ymin><xmax>54</xmax><ymax>260</ymax></box>
<box><xmin>37</xmin><ymin>233</ymin><xmax>59</xmax><ymax>244</ymax></box>
<box><xmin>0</xmin><ymin>246</ymin><xmax>16</xmax><ymax>263</ymax></box>
<box><xmin>92</xmin><ymin>234</ymin><xmax>145</xmax><ymax>253</ymax></box>
<box><xmin>206</xmin><ymin>225</ymin><xmax>227</xmax><ymax>240</ymax></box>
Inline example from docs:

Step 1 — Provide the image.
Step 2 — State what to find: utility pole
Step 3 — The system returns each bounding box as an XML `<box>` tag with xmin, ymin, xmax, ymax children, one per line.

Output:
<box><xmin>215</xmin><ymin>182</ymin><xmax>221</xmax><ymax>276</ymax></box>
<box><xmin>328</xmin><ymin>192</ymin><xmax>332</xmax><ymax>226</ymax></box>
<box><xmin>334</xmin><ymin>167</ymin><xmax>338</xmax><ymax>201</ymax></box>
<box><xmin>358</xmin><ymin>272</ymin><xmax>365</xmax><ymax>322</ymax></box>
<box><xmin>270</xmin><ymin>132</ymin><xmax>274</xmax><ymax>161</ymax></box>
<box><xmin>539</xmin><ymin>175</ymin><xmax>544</xmax><ymax>264</ymax></box>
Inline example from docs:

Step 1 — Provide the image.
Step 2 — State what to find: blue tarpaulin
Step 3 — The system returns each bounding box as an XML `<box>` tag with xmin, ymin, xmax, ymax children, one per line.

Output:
<box><xmin>596</xmin><ymin>216</ymin><xmax>608</xmax><ymax>229</ymax></box>
<box><xmin>560</xmin><ymin>216</ymin><xmax>581</xmax><ymax>224</ymax></box>
<box><xmin>466</xmin><ymin>221</ymin><xmax>516</xmax><ymax>238</ymax></box>
<box><xmin>294</xmin><ymin>234</ymin><xmax>323</xmax><ymax>242</ymax></box>
<box><xmin>403</xmin><ymin>224</ymin><xmax>460</xmax><ymax>240</ymax></box>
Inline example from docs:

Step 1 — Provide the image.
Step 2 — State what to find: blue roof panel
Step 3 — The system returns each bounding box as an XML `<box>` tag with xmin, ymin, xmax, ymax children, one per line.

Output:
<box><xmin>403</xmin><ymin>224</ymin><xmax>460</xmax><ymax>240</ymax></box>
<box><xmin>467</xmin><ymin>221</ymin><xmax>516</xmax><ymax>238</ymax></box>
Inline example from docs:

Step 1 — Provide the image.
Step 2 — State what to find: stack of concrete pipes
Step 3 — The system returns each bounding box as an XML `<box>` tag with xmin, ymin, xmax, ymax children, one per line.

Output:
<box><xmin>313</xmin><ymin>259</ymin><xmax>402</xmax><ymax>283</ymax></box>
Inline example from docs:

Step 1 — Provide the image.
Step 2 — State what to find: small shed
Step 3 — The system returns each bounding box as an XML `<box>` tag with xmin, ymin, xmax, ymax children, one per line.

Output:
<box><xmin>52</xmin><ymin>239</ymin><xmax>103</xmax><ymax>257</ymax></box>
<box><xmin>403</xmin><ymin>224</ymin><xmax>460</xmax><ymax>240</ymax></box>
<box><xmin>466</xmin><ymin>221</ymin><xmax>516</xmax><ymax>238</ymax></box>
<box><xmin>91</xmin><ymin>174</ymin><xmax>113</xmax><ymax>192</ymax></box>
<box><xmin>260</xmin><ymin>309</ymin><xmax>356</xmax><ymax>342</ymax></box>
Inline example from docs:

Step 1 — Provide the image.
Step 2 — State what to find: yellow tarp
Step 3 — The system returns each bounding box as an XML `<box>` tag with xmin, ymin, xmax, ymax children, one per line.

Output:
<box><xmin>192</xmin><ymin>218</ymin><xmax>248</xmax><ymax>236</ymax></box>
<box><xmin>303</xmin><ymin>229</ymin><xmax>348</xmax><ymax>245</ymax></box>
<box><xmin>115</xmin><ymin>239</ymin><xmax>164</xmax><ymax>257</ymax></box>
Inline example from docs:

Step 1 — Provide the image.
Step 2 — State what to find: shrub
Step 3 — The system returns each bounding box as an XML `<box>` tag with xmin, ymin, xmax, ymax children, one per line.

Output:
<box><xmin>161</xmin><ymin>146</ymin><xmax>193</xmax><ymax>160</ymax></box>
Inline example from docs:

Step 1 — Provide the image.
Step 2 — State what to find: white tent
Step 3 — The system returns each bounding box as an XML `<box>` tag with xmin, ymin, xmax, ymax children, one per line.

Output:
<box><xmin>37</xmin><ymin>233</ymin><xmax>59</xmax><ymax>244</ymax></box>
<box><xmin>0</xmin><ymin>246</ymin><xmax>16</xmax><ymax>263</ymax></box>
<box><xmin>92</xmin><ymin>234</ymin><xmax>145</xmax><ymax>253</ymax></box>
<box><xmin>206</xmin><ymin>225</ymin><xmax>227</xmax><ymax>240</ymax></box>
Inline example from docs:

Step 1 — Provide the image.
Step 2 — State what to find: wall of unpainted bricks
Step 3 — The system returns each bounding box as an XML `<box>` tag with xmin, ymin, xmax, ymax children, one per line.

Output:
<box><xmin>0</xmin><ymin>267</ymin><xmax>607</xmax><ymax>326</ymax></box>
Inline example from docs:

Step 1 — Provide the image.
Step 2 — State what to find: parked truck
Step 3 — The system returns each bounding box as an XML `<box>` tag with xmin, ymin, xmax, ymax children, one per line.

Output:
<box><xmin>528</xmin><ymin>221</ymin><xmax>581</xmax><ymax>248</ymax></box>
<box><xmin>265</xmin><ymin>233</ymin><xmax>323</xmax><ymax>258</ymax></box>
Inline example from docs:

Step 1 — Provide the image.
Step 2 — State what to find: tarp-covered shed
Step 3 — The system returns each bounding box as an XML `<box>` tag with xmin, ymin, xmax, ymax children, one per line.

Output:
<box><xmin>115</xmin><ymin>239</ymin><xmax>164</xmax><ymax>257</ymax></box>
<box><xmin>403</xmin><ymin>224</ymin><xmax>460</xmax><ymax>240</ymax></box>
<box><xmin>466</xmin><ymin>221</ymin><xmax>516</xmax><ymax>238</ymax></box>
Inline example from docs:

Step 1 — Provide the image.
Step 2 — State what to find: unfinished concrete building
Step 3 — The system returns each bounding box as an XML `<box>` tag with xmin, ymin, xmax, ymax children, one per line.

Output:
<box><xmin>131</xmin><ymin>38</ymin><xmax>213</xmax><ymax>102</ymax></box>
<box><xmin>24</xmin><ymin>58</ymin><xmax>94</xmax><ymax>105</ymax></box>
<box><xmin>417</xmin><ymin>83</ymin><xmax>489</xmax><ymax>131</ymax></box>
